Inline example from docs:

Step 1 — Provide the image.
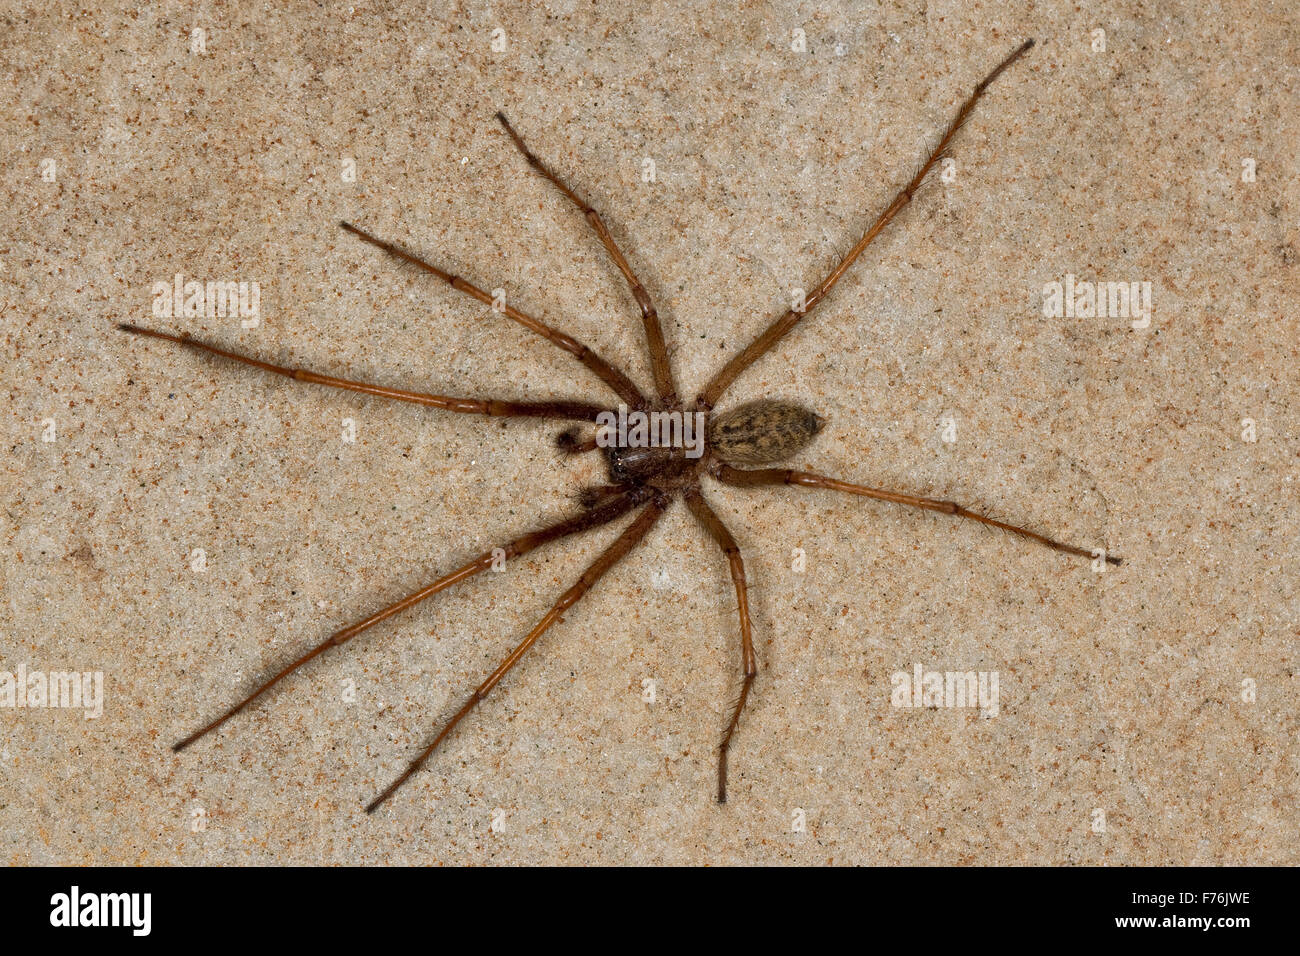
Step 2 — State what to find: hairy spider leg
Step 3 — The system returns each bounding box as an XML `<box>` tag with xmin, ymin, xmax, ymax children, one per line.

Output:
<box><xmin>684</xmin><ymin>486</ymin><xmax>755</xmax><ymax>802</ymax></box>
<box><xmin>712</xmin><ymin>463</ymin><xmax>1121</xmax><ymax>565</ymax></box>
<box><xmin>339</xmin><ymin>221</ymin><xmax>646</xmax><ymax>409</ymax></box>
<box><xmin>173</xmin><ymin>489</ymin><xmax>654</xmax><ymax>753</ymax></box>
<box><xmin>698</xmin><ymin>39</ymin><xmax>1036</xmax><ymax>409</ymax></box>
<box><xmin>496</xmin><ymin>112</ymin><xmax>679</xmax><ymax>407</ymax></box>
<box><xmin>367</xmin><ymin>497</ymin><xmax>667</xmax><ymax>812</ymax></box>
<box><xmin>118</xmin><ymin>324</ymin><xmax>607</xmax><ymax>422</ymax></box>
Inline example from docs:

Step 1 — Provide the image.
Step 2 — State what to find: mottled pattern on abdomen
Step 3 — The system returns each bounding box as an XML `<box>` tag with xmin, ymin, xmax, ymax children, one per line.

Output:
<box><xmin>708</xmin><ymin>400</ymin><xmax>825</xmax><ymax>464</ymax></box>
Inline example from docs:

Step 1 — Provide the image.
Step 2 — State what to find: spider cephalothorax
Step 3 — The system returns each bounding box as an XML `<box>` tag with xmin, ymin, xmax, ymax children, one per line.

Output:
<box><xmin>603</xmin><ymin>441</ymin><xmax>693</xmax><ymax>486</ymax></box>
<box><xmin>121</xmin><ymin>38</ymin><xmax>1117</xmax><ymax>813</ymax></box>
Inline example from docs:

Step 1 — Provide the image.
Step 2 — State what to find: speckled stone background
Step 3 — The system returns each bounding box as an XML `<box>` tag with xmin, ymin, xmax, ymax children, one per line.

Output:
<box><xmin>2</xmin><ymin>1</ymin><xmax>1296</xmax><ymax>865</ymax></box>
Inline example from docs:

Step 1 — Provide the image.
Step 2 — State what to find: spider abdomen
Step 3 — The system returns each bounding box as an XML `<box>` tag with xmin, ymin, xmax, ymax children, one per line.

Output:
<box><xmin>708</xmin><ymin>400</ymin><xmax>826</xmax><ymax>465</ymax></box>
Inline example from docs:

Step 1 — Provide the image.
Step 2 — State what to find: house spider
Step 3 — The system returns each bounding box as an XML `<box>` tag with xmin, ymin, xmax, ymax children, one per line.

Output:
<box><xmin>120</xmin><ymin>38</ymin><xmax>1117</xmax><ymax>813</ymax></box>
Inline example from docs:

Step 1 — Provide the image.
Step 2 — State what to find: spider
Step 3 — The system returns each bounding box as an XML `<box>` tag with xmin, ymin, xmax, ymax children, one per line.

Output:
<box><xmin>120</xmin><ymin>38</ymin><xmax>1117</xmax><ymax>813</ymax></box>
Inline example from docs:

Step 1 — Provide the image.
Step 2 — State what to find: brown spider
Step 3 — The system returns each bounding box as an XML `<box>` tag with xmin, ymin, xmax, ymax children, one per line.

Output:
<box><xmin>120</xmin><ymin>38</ymin><xmax>1116</xmax><ymax>813</ymax></box>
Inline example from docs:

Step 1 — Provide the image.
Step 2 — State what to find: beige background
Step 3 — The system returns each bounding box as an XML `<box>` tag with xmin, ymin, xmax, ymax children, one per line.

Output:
<box><xmin>2</xmin><ymin>0</ymin><xmax>1296</xmax><ymax>864</ymax></box>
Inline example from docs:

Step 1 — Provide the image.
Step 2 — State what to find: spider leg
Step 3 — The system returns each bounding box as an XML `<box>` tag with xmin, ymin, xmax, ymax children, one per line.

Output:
<box><xmin>173</xmin><ymin>488</ymin><xmax>653</xmax><ymax>752</ymax></box>
<box><xmin>366</xmin><ymin>495</ymin><xmax>668</xmax><ymax>812</ymax></box>
<box><xmin>697</xmin><ymin>39</ymin><xmax>1035</xmax><ymax>409</ymax></box>
<box><xmin>683</xmin><ymin>485</ymin><xmax>754</xmax><ymax>804</ymax></box>
<box><xmin>119</xmin><ymin>324</ymin><xmax>605</xmax><ymax>422</ymax></box>
<box><xmin>339</xmin><ymin>221</ymin><xmax>646</xmax><ymax>409</ymax></box>
<box><xmin>496</xmin><ymin>112</ymin><xmax>678</xmax><ymax>407</ymax></box>
<box><xmin>712</xmin><ymin>462</ymin><xmax>1120</xmax><ymax>565</ymax></box>
<box><xmin>576</xmin><ymin>483</ymin><xmax>629</xmax><ymax>509</ymax></box>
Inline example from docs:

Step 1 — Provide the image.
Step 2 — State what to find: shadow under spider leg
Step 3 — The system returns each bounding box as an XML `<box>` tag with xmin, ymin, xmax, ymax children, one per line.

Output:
<box><xmin>123</xmin><ymin>37</ymin><xmax>1118</xmax><ymax>812</ymax></box>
